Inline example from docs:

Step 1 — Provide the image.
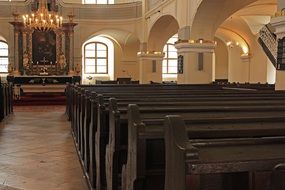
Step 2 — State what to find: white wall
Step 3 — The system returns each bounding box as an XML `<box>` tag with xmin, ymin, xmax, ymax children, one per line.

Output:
<box><xmin>248</xmin><ymin>38</ymin><xmax>269</xmax><ymax>83</ymax></box>
<box><xmin>228</xmin><ymin>46</ymin><xmax>249</xmax><ymax>83</ymax></box>
<box><xmin>214</xmin><ymin>38</ymin><xmax>228</xmax><ymax>80</ymax></box>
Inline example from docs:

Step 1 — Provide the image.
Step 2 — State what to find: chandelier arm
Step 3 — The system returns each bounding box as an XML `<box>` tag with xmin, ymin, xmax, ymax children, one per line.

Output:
<box><xmin>22</xmin><ymin>0</ymin><xmax>63</xmax><ymax>31</ymax></box>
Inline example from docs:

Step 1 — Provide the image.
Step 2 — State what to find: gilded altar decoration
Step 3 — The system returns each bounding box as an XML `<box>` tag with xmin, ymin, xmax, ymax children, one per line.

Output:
<box><xmin>75</xmin><ymin>63</ymin><xmax>82</xmax><ymax>75</ymax></box>
<box><xmin>23</xmin><ymin>52</ymin><xmax>30</xmax><ymax>70</ymax></box>
<box><xmin>9</xmin><ymin>0</ymin><xmax>77</xmax><ymax>76</ymax></box>
<box><xmin>22</xmin><ymin>0</ymin><xmax>63</xmax><ymax>31</ymax></box>
<box><xmin>8</xmin><ymin>63</ymin><xmax>14</xmax><ymax>73</ymax></box>
<box><xmin>59</xmin><ymin>53</ymin><xmax>66</xmax><ymax>70</ymax></box>
<box><xmin>273</xmin><ymin>8</ymin><xmax>285</xmax><ymax>18</ymax></box>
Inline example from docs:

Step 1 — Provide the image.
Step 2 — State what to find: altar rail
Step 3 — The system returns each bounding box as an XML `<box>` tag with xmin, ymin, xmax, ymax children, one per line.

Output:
<box><xmin>7</xmin><ymin>75</ymin><xmax>81</xmax><ymax>85</ymax></box>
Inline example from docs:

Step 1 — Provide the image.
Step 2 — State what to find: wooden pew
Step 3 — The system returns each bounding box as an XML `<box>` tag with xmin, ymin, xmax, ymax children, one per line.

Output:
<box><xmin>105</xmin><ymin>100</ymin><xmax>285</xmax><ymax>190</ymax></box>
<box><xmin>66</xmin><ymin>83</ymin><xmax>285</xmax><ymax>121</ymax></box>
<box><xmin>164</xmin><ymin>116</ymin><xmax>285</xmax><ymax>190</ymax></box>
<box><xmin>65</xmin><ymin>84</ymin><xmax>282</xmax><ymax>190</ymax></box>
<box><xmin>267</xmin><ymin>163</ymin><xmax>285</xmax><ymax>190</ymax></box>
<box><xmin>70</xmin><ymin>83</ymin><xmax>285</xmax><ymax>128</ymax></box>
<box><xmin>106</xmin><ymin>103</ymin><xmax>285</xmax><ymax>190</ymax></box>
<box><xmin>0</xmin><ymin>83</ymin><xmax>13</xmax><ymax>122</ymax></box>
<box><xmin>65</xmin><ymin>83</ymin><xmax>283</xmax><ymax>129</ymax></box>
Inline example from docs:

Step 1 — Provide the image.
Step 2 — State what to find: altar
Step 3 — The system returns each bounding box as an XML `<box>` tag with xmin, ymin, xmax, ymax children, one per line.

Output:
<box><xmin>8</xmin><ymin>0</ymin><xmax>78</xmax><ymax>78</ymax></box>
<box><xmin>7</xmin><ymin>75</ymin><xmax>81</xmax><ymax>97</ymax></box>
<box><xmin>7</xmin><ymin>75</ymin><xmax>81</xmax><ymax>85</ymax></box>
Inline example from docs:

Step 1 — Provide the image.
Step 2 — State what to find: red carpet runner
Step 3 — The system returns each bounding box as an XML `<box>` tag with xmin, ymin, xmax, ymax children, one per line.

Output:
<box><xmin>13</xmin><ymin>92</ymin><xmax>66</xmax><ymax>106</ymax></box>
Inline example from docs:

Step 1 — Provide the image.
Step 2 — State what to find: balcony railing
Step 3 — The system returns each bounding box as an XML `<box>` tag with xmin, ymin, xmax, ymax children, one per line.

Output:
<box><xmin>258</xmin><ymin>25</ymin><xmax>277</xmax><ymax>66</ymax></box>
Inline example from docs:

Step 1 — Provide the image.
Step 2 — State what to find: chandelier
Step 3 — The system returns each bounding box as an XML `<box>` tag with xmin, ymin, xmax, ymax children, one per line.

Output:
<box><xmin>22</xmin><ymin>0</ymin><xmax>63</xmax><ymax>31</ymax></box>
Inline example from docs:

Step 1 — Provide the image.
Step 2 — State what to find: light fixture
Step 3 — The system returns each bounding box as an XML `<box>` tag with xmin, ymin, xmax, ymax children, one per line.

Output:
<box><xmin>22</xmin><ymin>0</ymin><xmax>63</xmax><ymax>31</ymax></box>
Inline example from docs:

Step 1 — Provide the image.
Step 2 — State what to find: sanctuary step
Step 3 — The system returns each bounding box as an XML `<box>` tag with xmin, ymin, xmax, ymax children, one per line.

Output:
<box><xmin>14</xmin><ymin>92</ymin><xmax>66</xmax><ymax>106</ymax></box>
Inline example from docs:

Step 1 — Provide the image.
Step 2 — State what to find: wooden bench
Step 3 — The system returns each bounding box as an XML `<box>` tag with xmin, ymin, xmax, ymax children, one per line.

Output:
<box><xmin>66</xmin><ymin>84</ymin><xmax>285</xmax><ymax>190</ymax></box>
<box><xmin>103</xmin><ymin>99</ymin><xmax>285</xmax><ymax>190</ymax></box>
<box><xmin>164</xmin><ymin>115</ymin><xmax>285</xmax><ymax>190</ymax></box>
<box><xmin>0</xmin><ymin>83</ymin><xmax>13</xmax><ymax>121</ymax></box>
<box><xmin>117</xmin><ymin>104</ymin><xmax>285</xmax><ymax>190</ymax></box>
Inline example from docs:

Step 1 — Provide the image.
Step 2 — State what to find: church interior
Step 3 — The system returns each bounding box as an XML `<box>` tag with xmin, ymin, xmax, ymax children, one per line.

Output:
<box><xmin>1</xmin><ymin>0</ymin><xmax>285</xmax><ymax>189</ymax></box>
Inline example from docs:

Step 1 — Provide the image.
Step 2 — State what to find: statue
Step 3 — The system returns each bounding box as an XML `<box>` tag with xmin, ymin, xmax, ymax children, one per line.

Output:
<box><xmin>75</xmin><ymin>63</ymin><xmax>82</xmax><ymax>75</ymax></box>
<box><xmin>23</xmin><ymin>52</ymin><xmax>29</xmax><ymax>70</ymax></box>
<box><xmin>58</xmin><ymin>53</ymin><xmax>66</xmax><ymax>70</ymax></box>
<box><xmin>8</xmin><ymin>63</ymin><xmax>14</xmax><ymax>73</ymax></box>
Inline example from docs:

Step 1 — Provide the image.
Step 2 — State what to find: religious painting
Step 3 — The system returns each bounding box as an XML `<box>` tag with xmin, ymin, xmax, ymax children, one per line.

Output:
<box><xmin>32</xmin><ymin>30</ymin><xmax>56</xmax><ymax>65</ymax></box>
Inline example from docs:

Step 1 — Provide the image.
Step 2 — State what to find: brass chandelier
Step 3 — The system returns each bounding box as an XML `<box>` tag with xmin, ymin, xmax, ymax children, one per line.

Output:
<box><xmin>22</xmin><ymin>0</ymin><xmax>63</xmax><ymax>31</ymax></box>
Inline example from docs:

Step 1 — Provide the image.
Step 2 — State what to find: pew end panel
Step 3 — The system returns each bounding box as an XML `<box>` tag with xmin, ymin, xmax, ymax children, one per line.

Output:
<box><xmin>164</xmin><ymin>115</ymin><xmax>199</xmax><ymax>190</ymax></box>
<box><xmin>106</xmin><ymin>97</ymin><xmax>128</xmax><ymax>190</ymax></box>
<box><xmin>96</xmin><ymin>94</ymin><xmax>109</xmax><ymax>190</ymax></box>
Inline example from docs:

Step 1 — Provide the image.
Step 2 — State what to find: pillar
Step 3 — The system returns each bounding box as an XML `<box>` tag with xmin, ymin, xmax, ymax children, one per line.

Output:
<box><xmin>175</xmin><ymin>40</ymin><xmax>216</xmax><ymax>84</ymax></box>
<box><xmin>62</xmin><ymin>22</ymin><xmax>77</xmax><ymax>75</ymax></box>
<box><xmin>55</xmin><ymin>29</ymin><xmax>63</xmax><ymax>62</ymax></box>
<box><xmin>9</xmin><ymin>22</ymin><xmax>22</xmax><ymax>75</ymax></box>
<box><xmin>22</xmin><ymin>30</ymin><xmax>27</xmax><ymax>54</ymax></box>
<box><xmin>137</xmin><ymin>51</ymin><xmax>164</xmax><ymax>84</ymax></box>
<box><xmin>28</xmin><ymin>30</ymin><xmax>33</xmax><ymax>67</ymax></box>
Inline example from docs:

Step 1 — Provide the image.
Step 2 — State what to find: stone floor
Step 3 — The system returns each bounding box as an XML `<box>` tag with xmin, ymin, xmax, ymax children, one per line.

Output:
<box><xmin>0</xmin><ymin>106</ymin><xmax>89</xmax><ymax>190</ymax></box>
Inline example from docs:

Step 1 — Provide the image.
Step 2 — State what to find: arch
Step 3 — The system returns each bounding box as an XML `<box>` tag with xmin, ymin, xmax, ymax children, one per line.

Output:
<box><xmin>82</xmin><ymin>28</ymin><xmax>140</xmax><ymax>52</ymax></box>
<box><xmin>0</xmin><ymin>35</ymin><xmax>6</xmax><ymax>42</ymax></box>
<box><xmin>191</xmin><ymin>0</ymin><xmax>259</xmax><ymax>40</ymax></box>
<box><xmin>82</xmin><ymin>36</ymin><xmax>115</xmax><ymax>81</ymax></box>
<box><xmin>216</xmin><ymin>27</ymin><xmax>249</xmax><ymax>55</ymax></box>
<box><xmin>148</xmin><ymin>15</ymin><xmax>179</xmax><ymax>51</ymax></box>
<box><xmin>81</xmin><ymin>29</ymin><xmax>140</xmax><ymax>82</ymax></box>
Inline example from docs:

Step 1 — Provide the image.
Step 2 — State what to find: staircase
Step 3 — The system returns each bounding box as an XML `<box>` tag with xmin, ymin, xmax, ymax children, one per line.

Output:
<box><xmin>258</xmin><ymin>24</ymin><xmax>278</xmax><ymax>67</ymax></box>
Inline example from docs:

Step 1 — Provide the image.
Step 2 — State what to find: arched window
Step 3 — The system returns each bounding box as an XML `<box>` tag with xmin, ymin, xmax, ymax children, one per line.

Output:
<box><xmin>83</xmin><ymin>0</ymin><xmax>114</xmax><ymax>4</ymax></box>
<box><xmin>84</xmin><ymin>42</ymin><xmax>108</xmax><ymax>74</ymax></box>
<box><xmin>0</xmin><ymin>41</ymin><xmax>8</xmax><ymax>73</ymax></box>
<box><xmin>163</xmin><ymin>34</ymin><xmax>178</xmax><ymax>80</ymax></box>
<box><xmin>82</xmin><ymin>36</ymin><xmax>114</xmax><ymax>82</ymax></box>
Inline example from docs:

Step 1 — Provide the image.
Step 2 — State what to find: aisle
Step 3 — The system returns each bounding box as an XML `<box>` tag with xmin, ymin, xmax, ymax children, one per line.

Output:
<box><xmin>0</xmin><ymin>106</ymin><xmax>89</xmax><ymax>190</ymax></box>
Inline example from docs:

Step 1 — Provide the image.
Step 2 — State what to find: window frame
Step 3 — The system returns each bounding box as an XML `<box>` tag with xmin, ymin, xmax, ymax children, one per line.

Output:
<box><xmin>0</xmin><ymin>40</ymin><xmax>9</xmax><ymax>74</ymax></box>
<box><xmin>163</xmin><ymin>43</ymin><xmax>178</xmax><ymax>74</ymax></box>
<box><xmin>84</xmin><ymin>42</ymin><xmax>109</xmax><ymax>74</ymax></box>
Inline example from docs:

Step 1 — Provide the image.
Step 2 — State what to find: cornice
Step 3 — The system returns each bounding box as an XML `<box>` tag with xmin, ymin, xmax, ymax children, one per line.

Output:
<box><xmin>175</xmin><ymin>42</ymin><xmax>216</xmax><ymax>53</ymax></box>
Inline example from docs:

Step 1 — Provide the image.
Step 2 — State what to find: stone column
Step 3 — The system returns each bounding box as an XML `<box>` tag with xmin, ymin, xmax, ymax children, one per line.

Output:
<box><xmin>175</xmin><ymin>40</ymin><xmax>216</xmax><ymax>84</ymax></box>
<box><xmin>14</xmin><ymin>31</ymin><xmax>19</xmax><ymax>74</ymax></box>
<box><xmin>12</xmin><ymin>23</ymin><xmax>22</xmax><ymax>75</ymax></box>
<box><xmin>62</xmin><ymin>23</ymin><xmax>77</xmax><ymax>75</ymax></box>
<box><xmin>62</xmin><ymin>30</ymin><xmax>66</xmax><ymax>55</ymax></box>
<box><xmin>137</xmin><ymin>51</ymin><xmax>164</xmax><ymax>84</ymax></box>
<box><xmin>271</xmin><ymin>11</ymin><xmax>285</xmax><ymax>90</ymax></box>
<box><xmin>22</xmin><ymin>30</ymin><xmax>27</xmax><ymax>54</ymax></box>
<box><xmin>28</xmin><ymin>30</ymin><xmax>33</xmax><ymax>67</ymax></box>
<box><xmin>69</xmin><ymin>31</ymin><xmax>74</xmax><ymax>74</ymax></box>
<box><xmin>55</xmin><ymin>29</ymin><xmax>63</xmax><ymax>62</ymax></box>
